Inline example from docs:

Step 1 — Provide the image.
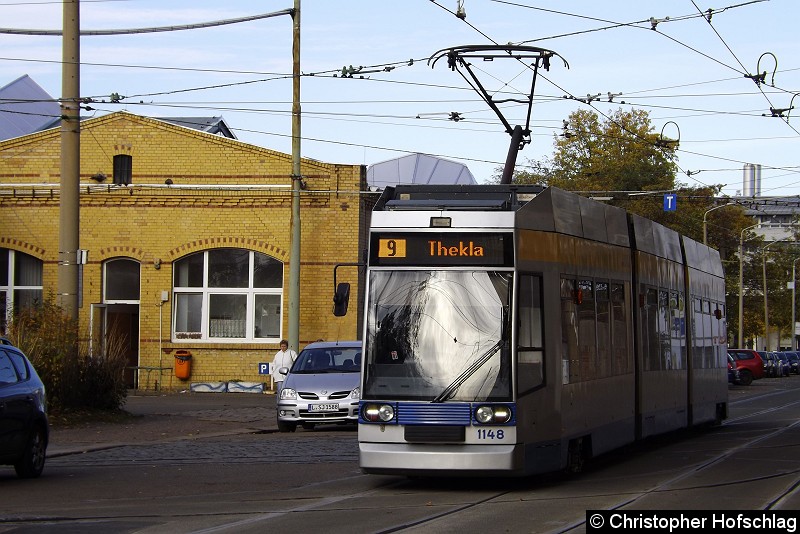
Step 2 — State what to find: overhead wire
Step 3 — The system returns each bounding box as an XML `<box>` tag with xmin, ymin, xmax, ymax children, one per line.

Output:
<box><xmin>1</xmin><ymin>1</ymin><xmax>796</xmax><ymax>193</ymax></box>
<box><xmin>425</xmin><ymin>0</ymin><xmax>800</xmax><ymax>197</ymax></box>
<box><xmin>688</xmin><ymin>0</ymin><xmax>800</xmax><ymax>137</ymax></box>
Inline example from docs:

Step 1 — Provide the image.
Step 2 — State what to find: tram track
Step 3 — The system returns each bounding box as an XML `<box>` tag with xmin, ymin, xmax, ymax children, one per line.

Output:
<box><xmin>370</xmin><ymin>390</ymin><xmax>800</xmax><ymax>534</ymax></box>
<box><xmin>4</xmin><ymin>384</ymin><xmax>798</xmax><ymax>533</ymax></box>
<box><xmin>552</xmin><ymin>396</ymin><xmax>800</xmax><ymax>532</ymax></box>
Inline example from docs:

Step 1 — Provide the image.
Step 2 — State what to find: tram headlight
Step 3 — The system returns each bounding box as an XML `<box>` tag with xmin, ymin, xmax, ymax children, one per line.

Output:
<box><xmin>362</xmin><ymin>403</ymin><xmax>395</xmax><ymax>422</ymax></box>
<box><xmin>475</xmin><ymin>406</ymin><xmax>494</xmax><ymax>424</ymax></box>
<box><xmin>474</xmin><ymin>405</ymin><xmax>512</xmax><ymax>424</ymax></box>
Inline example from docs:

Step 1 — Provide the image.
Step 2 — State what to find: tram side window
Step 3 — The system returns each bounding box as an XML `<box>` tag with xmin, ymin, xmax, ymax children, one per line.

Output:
<box><xmin>518</xmin><ymin>274</ymin><xmax>544</xmax><ymax>393</ymax></box>
<box><xmin>560</xmin><ymin>278</ymin><xmax>579</xmax><ymax>384</ymax></box>
<box><xmin>577</xmin><ymin>279</ymin><xmax>596</xmax><ymax>380</ymax></box>
<box><xmin>596</xmin><ymin>281</ymin><xmax>611</xmax><ymax>378</ymax></box>
<box><xmin>611</xmin><ymin>283</ymin><xmax>630</xmax><ymax>375</ymax></box>
<box><xmin>703</xmin><ymin>299</ymin><xmax>714</xmax><ymax>368</ymax></box>
<box><xmin>643</xmin><ymin>288</ymin><xmax>660</xmax><ymax>371</ymax></box>
<box><xmin>692</xmin><ymin>297</ymin><xmax>705</xmax><ymax>369</ymax></box>
<box><xmin>712</xmin><ymin>304</ymin><xmax>725</xmax><ymax>367</ymax></box>
<box><xmin>671</xmin><ymin>292</ymin><xmax>687</xmax><ymax>370</ymax></box>
<box><xmin>659</xmin><ymin>290</ymin><xmax>671</xmax><ymax>369</ymax></box>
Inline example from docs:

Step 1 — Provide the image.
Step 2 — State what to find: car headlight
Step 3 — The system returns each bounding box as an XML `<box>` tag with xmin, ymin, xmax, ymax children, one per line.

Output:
<box><xmin>350</xmin><ymin>387</ymin><xmax>361</xmax><ymax>400</ymax></box>
<box><xmin>362</xmin><ymin>403</ymin><xmax>395</xmax><ymax>422</ymax></box>
<box><xmin>279</xmin><ymin>388</ymin><xmax>297</xmax><ymax>400</ymax></box>
<box><xmin>474</xmin><ymin>405</ymin><xmax>512</xmax><ymax>424</ymax></box>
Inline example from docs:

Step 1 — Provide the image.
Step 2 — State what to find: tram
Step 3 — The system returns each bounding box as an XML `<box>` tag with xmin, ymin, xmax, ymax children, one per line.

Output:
<box><xmin>333</xmin><ymin>184</ymin><xmax>728</xmax><ymax>477</ymax></box>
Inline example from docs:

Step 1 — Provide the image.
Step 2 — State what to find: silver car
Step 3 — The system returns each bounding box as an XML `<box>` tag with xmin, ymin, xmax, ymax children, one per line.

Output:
<box><xmin>276</xmin><ymin>341</ymin><xmax>361</xmax><ymax>432</ymax></box>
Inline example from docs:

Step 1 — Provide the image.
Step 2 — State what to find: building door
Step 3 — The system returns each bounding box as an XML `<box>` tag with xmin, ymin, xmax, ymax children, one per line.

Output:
<box><xmin>103</xmin><ymin>259</ymin><xmax>141</xmax><ymax>388</ymax></box>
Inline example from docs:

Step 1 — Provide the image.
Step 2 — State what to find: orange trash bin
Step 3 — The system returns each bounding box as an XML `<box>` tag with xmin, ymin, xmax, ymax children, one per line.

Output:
<box><xmin>174</xmin><ymin>350</ymin><xmax>192</xmax><ymax>380</ymax></box>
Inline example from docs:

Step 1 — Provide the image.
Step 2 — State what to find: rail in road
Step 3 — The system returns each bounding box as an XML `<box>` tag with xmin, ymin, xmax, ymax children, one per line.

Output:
<box><xmin>2</xmin><ymin>378</ymin><xmax>799</xmax><ymax>533</ymax></box>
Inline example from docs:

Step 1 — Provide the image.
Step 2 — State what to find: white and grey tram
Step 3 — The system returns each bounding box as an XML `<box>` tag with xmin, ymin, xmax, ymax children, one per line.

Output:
<box><xmin>336</xmin><ymin>184</ymin><xmax>727</xmax><ymax>477</ymax></box>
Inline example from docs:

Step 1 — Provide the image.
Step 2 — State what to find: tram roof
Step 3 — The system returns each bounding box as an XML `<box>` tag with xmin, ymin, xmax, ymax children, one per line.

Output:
<box><xmin>372</xmin><ymin>185</ymin><xmax>722</xmax><ymax>276</ymax></box>
<box><xmin>374</xmin><ymin>184</ymin><xmax>546</xmax><ymax>212</ymax></box>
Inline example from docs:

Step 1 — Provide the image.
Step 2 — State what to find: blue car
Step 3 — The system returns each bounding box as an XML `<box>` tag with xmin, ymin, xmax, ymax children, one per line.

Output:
<box><xmin>0</xmin><ymin>343</ymin><xmax>49</xmax><ymax>478</ymax></box>
<box><xmin>784</xmin><ymin>352</ymin><xmax>800</xmax><ymax>374</ymax></box>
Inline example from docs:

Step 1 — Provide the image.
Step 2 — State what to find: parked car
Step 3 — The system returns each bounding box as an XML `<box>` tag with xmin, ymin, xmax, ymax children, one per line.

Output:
<box><xmin>784</xmin><ymin>352</ymin><xmax>800</xmax><ymax>374</ymax></box>
<box><xmin>276</xmin><ymin>340</ymin><xmax>361</xmax><ymax>432</ymax></box>
<box><xmin>728</xmin><ymin>349</ymin><xmax>764</xmax><ymax>384</ymax></box>
<box><xmin>728</xmin><ymin>354</ymin><xmax>741</xmax><ymax>385</ymax></box>
<box><xmin>0</xmin><ymin>343</ymin><xmax>49</xmax><ymax>478</ymax></box>
<box><xmin>774</xmin><ymin>352</ymin><xmax>791</xmax><ymax>377</ymax></box>
<box><xmin>757</xmin><ymin>351</ymin><xmax>778</xmax><ymax>377</ymax></box>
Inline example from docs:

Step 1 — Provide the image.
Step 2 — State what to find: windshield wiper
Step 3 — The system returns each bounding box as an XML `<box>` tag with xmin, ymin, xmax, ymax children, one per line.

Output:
<box><xmin>431</xmin><ymin>339</ymin><xmax>503</xmax><ymax>403</ymax></box>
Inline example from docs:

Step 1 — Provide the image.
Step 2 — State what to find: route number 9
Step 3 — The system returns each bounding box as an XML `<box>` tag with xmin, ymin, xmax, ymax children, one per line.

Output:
<box><xmin>379</xmin><ymin>239</ymin><xmax>406</xmax><ymax>258</ymax></box>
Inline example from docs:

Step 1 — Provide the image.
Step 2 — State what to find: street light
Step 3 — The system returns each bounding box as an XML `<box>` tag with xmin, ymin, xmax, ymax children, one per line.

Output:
<box><xmin>702</xmin><ymin>202</ymin><xmax>736</xmax><ymax>245</ymax></box>
<box><xmin>738</xmin><ymin>223</ymin><xmax>762</xmax><ymax>348</ymax></box>
<box><xmin>761</xmin><ymin>238</ymin><xmax>799</xmax><ymax>351</ymax></box>
<box><xmin>761</xmin><ymin>239</ymin><xmax>786</xmax><ymax>351</ymax></box>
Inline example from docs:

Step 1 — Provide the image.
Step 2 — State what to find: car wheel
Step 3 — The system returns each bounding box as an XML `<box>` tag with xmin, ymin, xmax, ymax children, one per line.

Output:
<box><xmin>14</xmin><ymin>425</ymin><xmax>47</xmax><ymax>479</ymax></box>
<box><xmin>737</xmin><ymin>369</ymin><xmax>753</xmax><ymax>386</ymax></box>
<box><xmin>277</xmin><ymin>421</ymin><xmax>297</xmax><ymax>433</ymax></box>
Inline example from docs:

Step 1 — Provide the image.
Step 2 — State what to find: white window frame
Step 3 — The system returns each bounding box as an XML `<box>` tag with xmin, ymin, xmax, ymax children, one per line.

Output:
<box><xmin>172</xmin><ymin>249</ymin><xmax>283</xmax><ymax>343</ymax></box>
<box><xmin>1</xmin><ymin>249</ymin><xmax>44</xmax><ymax>334</ymax></box>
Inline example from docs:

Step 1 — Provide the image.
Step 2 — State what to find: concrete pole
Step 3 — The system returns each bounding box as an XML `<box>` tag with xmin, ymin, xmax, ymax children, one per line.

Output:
<box><xmin>763</xmin><ymin>250</ymin><xmax>769</xmax><ymax>351</ymax></box>
<box><xmin>738</xmin><ymin>238</ymin><xmax>745</xmax><ymax>348</ymax></box>
<box><xmin>287</xmin><ymin>0</ymin><xmax>301</xmax><ymax>352</ymax></box>
<box><xmin>793</xmin><ymin>259</ymin><xmax>799</xmax><ymax>350</ymax></box>
<box><xmin>58</xmin><ymin>0</ymin><xmax>80</xmax><ymax>318</ymax></box>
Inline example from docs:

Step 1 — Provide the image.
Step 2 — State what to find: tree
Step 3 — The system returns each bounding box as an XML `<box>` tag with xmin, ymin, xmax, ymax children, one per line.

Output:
<box><xmin>489</xmin><ymin>107</ymin><xmax>764</xmax><ymax>345</ymax></box>
<box><xmin>489</xmin><ymin>108</ymin><xmax>676</xmax><ymax>190</ymax></box>
<box><xmin>545</xmin><ymin>108</ymin><xmax>677</xmax><ymax>192</ymax></box>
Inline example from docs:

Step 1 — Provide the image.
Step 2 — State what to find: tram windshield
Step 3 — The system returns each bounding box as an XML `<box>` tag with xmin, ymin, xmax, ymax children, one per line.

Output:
<box><xmin>363</xmin><ymin>270</ymin><xmax>512</xmax><ymax>402</ymax></box>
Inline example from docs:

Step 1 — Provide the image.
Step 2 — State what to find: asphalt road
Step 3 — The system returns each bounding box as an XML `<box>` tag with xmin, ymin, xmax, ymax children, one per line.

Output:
<box><xmin>2</xmin><ymin>378</ymin><xmax>799</xmax><ymax>533</ymax></box>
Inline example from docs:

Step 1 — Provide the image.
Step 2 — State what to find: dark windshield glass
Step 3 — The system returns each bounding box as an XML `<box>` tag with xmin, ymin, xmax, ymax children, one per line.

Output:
<box><xmin>291</xmin><ymin>346</ymin><xmax>362</xmax><ymax>374</ymax></box>
<box><xmin>363</xmin><ymin>270</ymin><xmax>512</xmax><ymax>401</ymax></box>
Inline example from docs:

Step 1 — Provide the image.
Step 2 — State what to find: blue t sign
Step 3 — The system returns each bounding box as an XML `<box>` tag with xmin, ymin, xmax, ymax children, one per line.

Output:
<box><xmin>663</xmin><ymin>194</ymin><xmax>677</xmax><ymax>212</ymax></box>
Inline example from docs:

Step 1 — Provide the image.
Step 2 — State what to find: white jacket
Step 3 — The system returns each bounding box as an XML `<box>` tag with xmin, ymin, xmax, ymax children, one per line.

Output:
<box><xmin>271</xmin><ymin>349</ymin><xmax>297</xmax><ymax>382</ymax></box>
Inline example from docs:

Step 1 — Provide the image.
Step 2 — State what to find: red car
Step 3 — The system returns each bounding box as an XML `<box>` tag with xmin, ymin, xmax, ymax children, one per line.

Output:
<box><xmin>727</xmin><ymin>349</ymin><xmax>765</xmax><ymax>385</ymax></box>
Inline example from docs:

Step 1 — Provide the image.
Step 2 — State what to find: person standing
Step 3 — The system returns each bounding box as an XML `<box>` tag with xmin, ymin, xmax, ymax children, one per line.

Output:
<box><xmin>271</xmin><ymin>339</ymin><xmax>297</xmax><ymax>395</ymax></box>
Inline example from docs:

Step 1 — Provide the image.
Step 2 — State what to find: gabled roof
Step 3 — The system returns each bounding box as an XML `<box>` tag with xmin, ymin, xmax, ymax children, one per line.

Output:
<box><xmin>366</xmin><ymin>153</ymin><xmax>477</xmax><ymax>189</ymax></box>
<box><xmin>157</xmin><ymin>116</ymin><xmax>237</xmax><ymax>139</ymax></box>
<box><xmin>0</xmin><ymin>75</ymin><xmax>61</xmax><ymax>141</ymax></box>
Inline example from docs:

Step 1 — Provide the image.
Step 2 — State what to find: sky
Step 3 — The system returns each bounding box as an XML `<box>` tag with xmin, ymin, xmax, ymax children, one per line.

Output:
<box><xmin>1</xmin><ymin>0</ymin><xmax>799</xmax><ymax>197</ymax></box>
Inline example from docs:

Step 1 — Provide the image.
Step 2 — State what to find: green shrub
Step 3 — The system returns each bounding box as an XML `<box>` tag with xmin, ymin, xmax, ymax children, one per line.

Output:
<box><xmin>5</xmin><ymin>296</ymin><xmax>128</xmax><ymax>412</ymax></box>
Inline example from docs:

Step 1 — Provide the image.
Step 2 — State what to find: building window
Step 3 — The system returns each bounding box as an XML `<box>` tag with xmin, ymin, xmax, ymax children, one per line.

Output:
<box><xmin>0</xmin><ymin>249</ymin><xmax>43</xmax><ymax>334</ymax></box>
<box><xmin>172</xmin><ymin>248</ymin><xmax>283</xmax><ymax>342</ymax></box>
<box><xmin>104</xmin><ymin>258</ymin><xmax>140</xmax><ymax>303</ymax></box>
<box><xmin>113</xmin><ymin>154</ymin><xmax>132</xmax><ymax>185</ymax></box>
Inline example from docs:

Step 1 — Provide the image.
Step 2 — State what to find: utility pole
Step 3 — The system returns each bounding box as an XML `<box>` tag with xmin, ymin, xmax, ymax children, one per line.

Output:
<box><xmin>288</xmin><ymin>0</ymin><xmax>301</xmax><ymax>352</ymax></box>
<box><xmin>58</xmin><ymin>0</ymin><xmax>80</xmax><ymax>318</ymax></box>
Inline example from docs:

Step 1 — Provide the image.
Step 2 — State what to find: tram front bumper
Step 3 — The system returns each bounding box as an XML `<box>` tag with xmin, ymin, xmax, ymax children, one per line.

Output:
<box><xmin>359</xmin><ymin>441</ymin><xmax>524</xmax><ymax>476</ymax></box>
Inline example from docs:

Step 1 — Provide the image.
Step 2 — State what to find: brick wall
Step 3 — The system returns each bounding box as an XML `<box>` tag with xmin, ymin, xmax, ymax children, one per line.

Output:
<box><xmin>0</xmin><ymin>112</ymin><xmax>366</xmax><ymax>389</ymax></box>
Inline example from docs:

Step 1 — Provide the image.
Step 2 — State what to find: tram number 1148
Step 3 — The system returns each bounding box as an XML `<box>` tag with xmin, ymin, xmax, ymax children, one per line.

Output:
<box><xmin>477</xmin><ymin>429</ymin><xmax>505</xmax><ymax>440</ymax></box>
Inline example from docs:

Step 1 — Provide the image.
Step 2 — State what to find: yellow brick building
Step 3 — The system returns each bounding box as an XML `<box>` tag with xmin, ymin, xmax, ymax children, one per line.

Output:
<box><xmin>0</xmin><ymin>111</ymin><xmax>371</xmax><ymax>390</ymax></box>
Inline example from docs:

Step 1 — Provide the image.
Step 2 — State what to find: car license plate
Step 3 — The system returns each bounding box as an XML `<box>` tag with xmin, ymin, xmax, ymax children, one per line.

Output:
<box><xmin>309</xmin><ymin>403</ymin><xmax>339</xmax><ymax>412</ymax></box>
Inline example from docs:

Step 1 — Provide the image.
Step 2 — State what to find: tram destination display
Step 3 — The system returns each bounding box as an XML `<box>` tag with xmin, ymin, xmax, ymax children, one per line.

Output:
<box><xmin>369</xmin><ymin>232</ymin><xmax>513</xmax><ymax>267</ymax></box>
